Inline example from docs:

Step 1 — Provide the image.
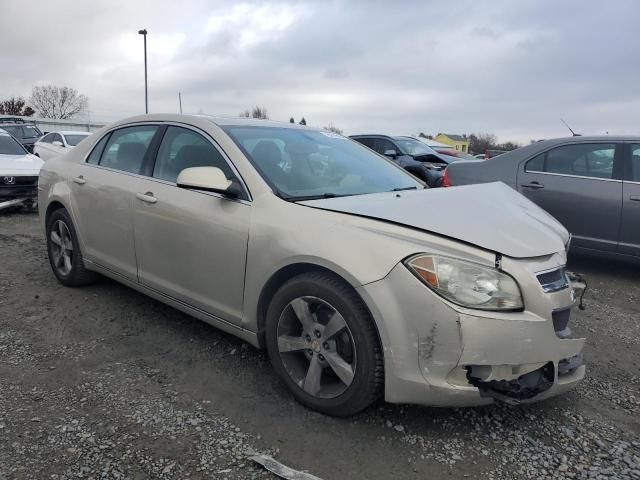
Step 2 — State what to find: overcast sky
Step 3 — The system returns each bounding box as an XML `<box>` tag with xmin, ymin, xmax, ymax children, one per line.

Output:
<box><xmin>1</xmin><ymin>0</ymin><xmax>639</xmax><ymax>143</ymax></box>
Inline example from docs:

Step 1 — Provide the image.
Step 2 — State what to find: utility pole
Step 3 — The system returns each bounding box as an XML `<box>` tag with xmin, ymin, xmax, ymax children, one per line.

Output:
<box><xmin>178</xmin><ymin>92</ymin><xmax>183</xmax><ymax>114</ymax></box>
<box><xmin>138</xmin><ymin>29</ymin><xmax>148</xmax><ymax>113</ymax></box>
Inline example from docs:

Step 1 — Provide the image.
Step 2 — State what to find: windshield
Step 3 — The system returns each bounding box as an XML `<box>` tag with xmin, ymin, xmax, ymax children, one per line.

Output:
<box><xmin>393</xmin><ymin>137</ymin><xmax>438</xmax><ymax>156</ymax></box>
<box><xmin>223</xmin><ymin>126</ymin><xmax>423</xmax><ymax>200</ymax></box>
<box><xmin>0</xmin><ymin>135</ymin><xmax>27</xmax><ymax>155</ymax></box>
<box><xmin>64</xmin><ymin>134</ymin><xmax>90</xmax><ymax>146</ymax></box>
<box><xmin>22</xmin><ymin>125</ymin><xmax>42</xmax><ymax>138</ymax></box>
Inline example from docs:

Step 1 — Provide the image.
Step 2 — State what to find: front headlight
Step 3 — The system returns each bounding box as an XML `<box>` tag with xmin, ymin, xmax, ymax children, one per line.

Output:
<box><xmin>405</xmin><ymin>254</ymin><xmax>524</xmax><ymax>311</ymax></box>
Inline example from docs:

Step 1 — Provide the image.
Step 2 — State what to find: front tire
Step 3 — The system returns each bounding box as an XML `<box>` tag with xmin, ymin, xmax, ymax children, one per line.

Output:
<box><xmin>265</xmin><ymin>271</ymin><xmax>383</xmax><ymax>416</ymax></box>
<box><xmin>46</xmin><ymin>208</ymin><xmax>97</xmax><ymax>286</ymax></box>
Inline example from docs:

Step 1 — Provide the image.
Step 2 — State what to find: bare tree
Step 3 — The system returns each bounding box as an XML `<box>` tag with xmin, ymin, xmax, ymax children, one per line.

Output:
<box><xmin>239</xmin><ymin>106</ymin><xmax>269</xmax><ymax>119</ymax></box>
<box><xmin>0</xmin><ymin>97</ymin><xmax>35</xmax><ymax>116</ymax></box>
<box><xmin>323</xmin><ymin>124</ymin><xmax>343</xmax><ymax>135</ymax></box>
<box><xmin>29</xmin><ymin>85</ymin><xmax>88</xmax><ymax>119</ymax></box>
<box><xmin>468</xmin><ymin>133</ymin><xmax>497</xmax><ymax>154</ymax></box>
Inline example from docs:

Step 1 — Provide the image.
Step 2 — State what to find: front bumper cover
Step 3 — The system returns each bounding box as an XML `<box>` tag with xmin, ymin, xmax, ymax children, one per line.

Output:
<box><xmin>358</xmin><ymin>256</ymin><xmax>586</xmax><ymax>407</ymax></box>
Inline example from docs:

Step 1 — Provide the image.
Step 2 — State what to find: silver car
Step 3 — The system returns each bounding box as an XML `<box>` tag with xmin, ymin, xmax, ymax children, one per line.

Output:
<box><xmin>38</xmin><ymin>115</ymin><xmax>585</xmax><ymax>416</ymax></box>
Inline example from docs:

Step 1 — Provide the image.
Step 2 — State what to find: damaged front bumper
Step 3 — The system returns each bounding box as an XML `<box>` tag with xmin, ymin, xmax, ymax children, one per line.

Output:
<box><xmin>358</xmin><ymin>252</ymin><xmax>585</xmax><ymax>407</ymax></box>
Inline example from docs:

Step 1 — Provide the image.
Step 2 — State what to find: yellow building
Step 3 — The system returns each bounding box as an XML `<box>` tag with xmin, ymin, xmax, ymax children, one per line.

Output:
<box><xmin>434</xmin><ymin>133</ymin><xmax>470</xmax><ymax>153</ymax></box>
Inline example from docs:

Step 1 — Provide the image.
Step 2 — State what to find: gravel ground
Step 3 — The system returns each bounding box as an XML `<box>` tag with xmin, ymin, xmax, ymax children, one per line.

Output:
<box><xmin>0</xmin><ymin>212</ymin><xmax>638</xmax><ymax>479</ymax></box>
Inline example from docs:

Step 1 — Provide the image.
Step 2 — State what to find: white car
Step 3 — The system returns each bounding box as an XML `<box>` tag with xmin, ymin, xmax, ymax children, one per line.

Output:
<box><xmin>0</xmin><ymin>129</ymin><xmax>44</xmax><ymax>208</ymax></box>
<box><xmin>34</xmin><ymin>131</ymin><xmax>91</xmax><ymax>161</ymax></box>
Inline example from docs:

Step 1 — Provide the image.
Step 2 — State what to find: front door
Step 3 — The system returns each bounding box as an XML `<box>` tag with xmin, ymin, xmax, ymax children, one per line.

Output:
<box><xmin>517</xmin><ymin>142</ymin><xmax>623</xmax><ymax>253</ymax></box>
<box><xmin>619</xmin><ymin>144</ymin><xmax>640</xmax><ymax>257</ymax></box>
<box><xmin>132</xmin><ymin>125</ymin><xmax>250</xmax><ymax>324</ymax></box>
<box><xmin>69</xmin><ymin>124</ymin><xmax>161</xmax><ymax>281</ymax></box>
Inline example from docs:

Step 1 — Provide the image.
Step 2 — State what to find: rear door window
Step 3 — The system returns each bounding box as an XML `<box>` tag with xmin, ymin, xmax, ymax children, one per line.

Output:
<box><xmin>630</xmin><ymin>145</ymin><xmax>640</xmax><ymax>182</ymax></box>
<box><xmin>86</xmin><ymin>134</ymin><xmax>110</xmax><ymax>165</ymax></box>
<box><xmin>525</xmin><ymin>144</ymin><xmax>615</xmax><ymax>179</ymax></box>
<box><xmin>98</xmin><ymin>126</ymin><xmax>159</xmax><ymax>174</ymax></box>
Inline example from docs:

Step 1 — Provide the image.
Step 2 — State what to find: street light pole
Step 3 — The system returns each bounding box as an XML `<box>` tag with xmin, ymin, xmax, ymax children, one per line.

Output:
<box><xmin>138</xmin><ymin>29</ymin><xmax>148</xmax><ymax>114</ymax></box>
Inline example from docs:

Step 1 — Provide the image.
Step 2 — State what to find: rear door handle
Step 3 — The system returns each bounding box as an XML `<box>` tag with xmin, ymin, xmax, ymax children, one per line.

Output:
<box><xmin>72</xmin><ymin>175</ymin><xmax>86</xmax><ymax>185</ymax></box>
<box><xmin>630</xmin><ymin>195</ymin><xmax>640</xmax><ymax>202</ymax></box>
<box><xmin>136</xmin><ymin>192</ymin><xmax>157</xmax><ymax>204</ymax></box>
<box><xmin>521</xmin><ymin>181</ymin><xmax>544</xmax><ymax>190</ymax></box>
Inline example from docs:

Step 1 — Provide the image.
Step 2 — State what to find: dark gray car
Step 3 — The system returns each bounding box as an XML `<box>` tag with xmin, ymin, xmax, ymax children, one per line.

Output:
<box><xmin>350</xmin><ymin>135</ymin><xmax>461</xmax><ymax>187</ymax></box>
<box><xmin>445</xmin><ymin>136</ymin><xmax>640</xmax><ymax>259</ymax></box>
<box><xmin>0</xmin><ymin>122</ymin><xmax>43</xmax><ymax>152</ymax></box>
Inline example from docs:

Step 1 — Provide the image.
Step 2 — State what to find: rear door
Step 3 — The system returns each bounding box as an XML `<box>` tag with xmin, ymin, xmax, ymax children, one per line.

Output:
<box><xmin>69</xmin><ymin>124</ymin><xmax>161</xmax><ymax>280</ymax></box>
<box><xmin>516</xmin><ymin>142</ymin><xmax>623</xmax><ymax>252</ymax></box>
<box><xmin>619</xmin><ymin>143</ymin><xmax>640</xmax><ymax>257</ymax></box>
<box><xmin>131</xmin><ymin>125</ymin><xmax>251</xmax><ymax>324</ymax></box>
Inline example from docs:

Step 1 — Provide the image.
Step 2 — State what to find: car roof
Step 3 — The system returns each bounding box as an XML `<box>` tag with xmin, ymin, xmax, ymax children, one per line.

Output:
<box><xmin>104</xmin><ymin>113</ymin><xmax>317</xmax><ymax>131</ymax></box>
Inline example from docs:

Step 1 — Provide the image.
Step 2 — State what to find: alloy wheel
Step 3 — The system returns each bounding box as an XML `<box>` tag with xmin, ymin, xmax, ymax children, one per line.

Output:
<box><xmin>50</xmin><ymin>219</ymin><xmax>73</xmax><ymax>276</ymax></box>
<box><xmin>276</xmin><ymin>296</ymin><xmax>357</xmax><ymax>399</ymax></box>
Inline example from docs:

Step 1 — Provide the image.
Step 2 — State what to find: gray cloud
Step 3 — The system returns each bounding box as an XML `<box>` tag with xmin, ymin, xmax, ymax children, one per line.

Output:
<box><xmin>1</xmin><ymin>0</ymin><xmax>638</xmax><ymax>142</ymax></box>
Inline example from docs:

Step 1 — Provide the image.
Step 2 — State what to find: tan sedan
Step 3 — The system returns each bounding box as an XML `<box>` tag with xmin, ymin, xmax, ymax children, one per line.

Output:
<box><xmin>38</xmin><ymin>115</ymin><xmax>585</xmax><ymax>416</ymax></box>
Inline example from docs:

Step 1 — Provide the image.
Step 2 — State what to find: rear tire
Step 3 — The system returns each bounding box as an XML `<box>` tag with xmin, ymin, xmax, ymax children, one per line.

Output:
<box><xmin>265</xmin><ymin>271</ymin><xmax>383</xmax><ymax>416</ymax></box>
<box><xmin>46</xmin><ymin>208</ymin><xmax>97</xmax><ymax>287</ymax></box>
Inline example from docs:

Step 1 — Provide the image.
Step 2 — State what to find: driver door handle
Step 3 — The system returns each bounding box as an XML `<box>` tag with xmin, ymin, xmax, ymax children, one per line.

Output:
<box><xmin>136</xmin><ymin>192</ymin><xmax>157</xmax><ymax>204</ymax></box>
<box><xmin>521</xmin><ymin>181</ymin><xmax>544</xmax><ymax>190</ymax></box>
<box><xmin>72</xmin><ymin>175</ymin><xmax>86</xmax><ymax>185</ymax></box>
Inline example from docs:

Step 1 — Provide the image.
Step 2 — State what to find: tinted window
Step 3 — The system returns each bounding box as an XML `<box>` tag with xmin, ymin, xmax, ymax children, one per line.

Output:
<box><xmin>371</xmin><ymin>138</ymin><xmax>396</xmax><ymax>155</ymax></box>
<box><xmin>99</xmin><ymin>126</ymin><xmax>158</xmax><ymax>174</ymax></box>
<box><xmin>52</xmin><ymin>133</ymin><xmax>63</xmax><ymax>144</ymax></box>
<box><xmin>86</xmin><ymin>134</ymin><xmax>110</xmax><ymax>165</ymax></box>
<box><xmin>631</xmin><ymin>145</ymin><xmax>640</xmax><ymax>182</ymax></box>
<box><xmin>0</xmin><ymin>135</ymin><xmax>26</xmax><ymax>155</ymax></box>
<box><xmin>23</xmin><ymin>125</ymin><xmax>42</xmax><ymax>138</ymax></box>
<box><xmin>2</xmin><ymin>126</ymin><xmax>21</xmax><ymax>138</ymax></box>
<box><xmin>153</xmin><ymin>126</ymin><xmax>234</xmax><ymax>183</ymax></box>
<box><xmin>40</xmin><ymin>133</ymin><xmax>53</xmax><ymax>144</ymax></box>
<box><xmin>525</xmin><ymin>153</ymin><xmax>545</xmax><ymax>172</ymax></box>
<box><xmin>534</xmin><ymin>144</ymin><xmax>615</xmax><ymax>179</ymax></box>
<box><xmin>223</xmin><ymin>126</ymin><xmax>421</xmax><ymax>199</ymax></box>
<box><xmin>354</xmin><ymin>137</ymin><xmax>374</xmax><ymax>149</ymax></box>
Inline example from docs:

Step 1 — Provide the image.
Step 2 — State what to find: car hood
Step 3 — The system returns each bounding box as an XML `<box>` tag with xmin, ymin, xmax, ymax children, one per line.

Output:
<box><xmin>0</xmin><ymin>153</ymin><xmax>44</xmax><ymax>175</ymax></box>
<box><xmin>299</xmin><ymin>182</ymin><xmax>569</xmax><ymax>258</ymax></box>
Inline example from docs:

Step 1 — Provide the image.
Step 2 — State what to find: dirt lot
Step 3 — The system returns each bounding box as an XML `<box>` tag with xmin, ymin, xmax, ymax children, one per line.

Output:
<box><xmin>1</xmin><ymin>212</ymin><xmax>639</xmax><ymax>479</ymax></box>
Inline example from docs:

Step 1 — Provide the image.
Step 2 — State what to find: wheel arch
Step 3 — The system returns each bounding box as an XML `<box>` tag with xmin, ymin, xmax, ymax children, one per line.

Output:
<box><xmin>44</xmin><ymin>200</ymin><xmax>67</xmax><ymax>225</ymax></box>
<box><xmin>255</xmin><ymin>262</ymin><xmax>384</xmax><ymax>358</ymax></box>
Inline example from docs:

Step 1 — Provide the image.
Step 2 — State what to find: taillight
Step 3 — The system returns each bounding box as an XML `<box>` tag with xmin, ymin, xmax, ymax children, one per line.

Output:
<box><xmin>442</xmin><ymin>168</ymin><xmax>452</xmax><ymax>187</ymax></box>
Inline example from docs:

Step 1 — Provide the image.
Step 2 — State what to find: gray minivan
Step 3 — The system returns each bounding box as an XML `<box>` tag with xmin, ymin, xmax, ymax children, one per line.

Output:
<box><xmin>444</xmin><ymin>136</ymin><xmax>640</xmax><ymax>259</ymax></box>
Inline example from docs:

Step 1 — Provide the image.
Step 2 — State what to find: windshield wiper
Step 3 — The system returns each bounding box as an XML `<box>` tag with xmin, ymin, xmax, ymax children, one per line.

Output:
<box><xmin>287</xmin><ymin>192</ymin><xmax>355</xmax><ymax>202</ymax></box>
<box><xmin>391</xmin><ymin>186</ymin><xmax>418</xmax><ymax>192</ymax></box>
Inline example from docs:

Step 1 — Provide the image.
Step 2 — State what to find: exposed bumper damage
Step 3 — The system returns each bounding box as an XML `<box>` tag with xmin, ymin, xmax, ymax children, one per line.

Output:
<box><xmin>467</xmin><ymin>356</ymin><xmax>583</xmax><ymax>404</ymax></box>
<box><xmin>359</xmin><ymin>254</ymin><xmax>587</xmax><ymax>407</ymax></box>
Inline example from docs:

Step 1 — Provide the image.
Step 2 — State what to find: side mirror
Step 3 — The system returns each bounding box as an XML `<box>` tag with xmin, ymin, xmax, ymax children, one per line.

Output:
<box><xmin>176</xmin><ymin>166</ymin><xmax>240</xmax><ymax>198</ymax></box>
<box><xmin>383</xmin><ymin>149</ymin><xmax>397</xmax><ymax>158</ymax></box>
<box><xmin>52</xmin><ymin>141</ymin><xmax>64</xmax><ymax>147</ymax></box>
